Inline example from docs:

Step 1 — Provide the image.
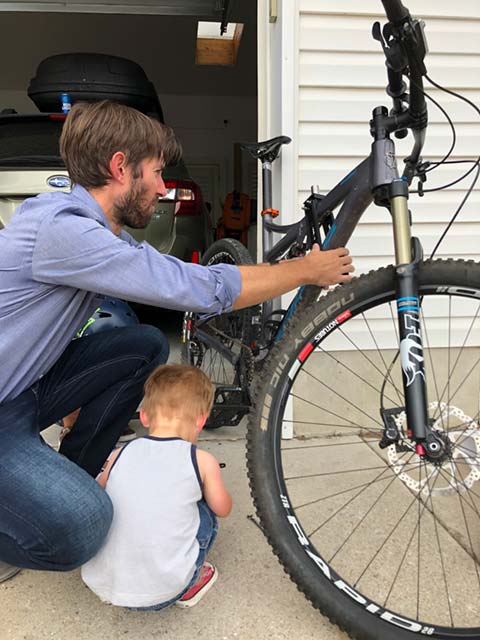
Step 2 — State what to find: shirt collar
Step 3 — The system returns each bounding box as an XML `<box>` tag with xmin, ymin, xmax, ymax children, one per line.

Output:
<box><xmin>71</xmin><ymin>184</ymin><xmax>110</xmax><ymax>227</ymax></box>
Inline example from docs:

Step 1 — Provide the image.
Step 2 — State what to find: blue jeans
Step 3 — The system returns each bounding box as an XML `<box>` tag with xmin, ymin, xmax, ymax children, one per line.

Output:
<box><xmin>0</xmin><ymin>325</ymin><xmax>169</xmax><ymax>571</ymax></box>
<box><xmin>131</xmin><ymin>500</ymin><xmax>218</xmax><ymax>611</ymax></box>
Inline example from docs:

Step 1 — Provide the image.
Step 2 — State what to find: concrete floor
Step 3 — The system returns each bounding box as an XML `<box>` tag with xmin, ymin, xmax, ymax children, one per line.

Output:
<box><xmin>2</xmin><ymin>312</ymin><xmax>348</xmax><ymax>640</ymax></box>
<box><xmin>2</xmin><ymin>433</ymin><xmax>348</xmax><ymax>640</ymax></box>
<box><xmin>4</xmin><ymin>310</ymin><xmax>478</xmax><ymax>638</ymax></box>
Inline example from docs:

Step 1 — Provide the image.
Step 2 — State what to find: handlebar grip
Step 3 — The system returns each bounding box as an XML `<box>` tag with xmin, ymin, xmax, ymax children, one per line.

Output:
<box><xmin>381</xmin><ymin>0</ymin><xmax>410</xmax><ymax>23</ymax></box>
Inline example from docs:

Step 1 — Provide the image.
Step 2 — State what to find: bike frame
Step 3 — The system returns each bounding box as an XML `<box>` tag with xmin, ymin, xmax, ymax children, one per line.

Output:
<box><xmin>264</xmin><ymin>155</ymin><xmax>372</xmax><ymax>342</ymax></box>
<box><xmin>263</xmin><ymin>125</ymin><xmax>432</xmax><ymax>453</ymax></box>
<box><xmin>196</xmin><ymin>0</ymin><xmax>445</xmax><ymax>454</ymax></box>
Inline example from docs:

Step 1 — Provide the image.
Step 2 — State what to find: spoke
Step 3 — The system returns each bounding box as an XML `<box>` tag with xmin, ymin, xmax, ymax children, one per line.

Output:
<box><xmin>289</xmin><ymin>392</ymin><xmax>384</xmax><ymax>432</ymax></box>
<box><xmin>382</xmin><ymin>459</ymin><xmax>444</xmax><ymax>613</ymax></box>
<box><xmin>453</xmin><ymin>443</ymin><xmax>480</xmax><ymax>464</ymax></box>
<box><xmin>362</xmin><ymin>306</ymin><xmax>404</xmax><ymax>404</ymax></box>
<box><xmin>317</xmin><ymin>345</ymin><xmax>402</xmax><ymax>409</ymax></box>
<box><xmin>434</xmin><ymin>300</ymin><xmax>480</xmax><ymax>416</ymax></box>
<box><xmin>388</xmin><ymin>299</ymin><xmax>401</xmax><ymax>345</ymax></box>
<box><xmin>282</xmin><ymin>418</ymin><xmax>382</xmax><ymax>430</ymax></box>
<box><xmin>352</xmin><ymin>469</ymin><xmax>423</xmax><ymax>589</ymax></box>
<box><xmin>329</xmin><ymin>460</ymin><xmax>415</xmax><ymax>564</ymax></box>
<box><xmin>452</xmin><ymin>465</ymin><xmax>480</xmax><ymax>588</ymax></box>
<box><xmin>306</xmin><ymin>452</ymin><xmax>401</xmax><ymax>539</ymax></box>
<box><xmin>423</xmin><ymin>462</ymin><xmax>455</xmax><ymax>626</ymax></box>
<box><xmin>334</xmin><ymin>317</ymin><xmax>404</xmax><ymax>404</ymax></box>
<box><xmin>285</xmin><ymin>458</ymin><xmax>425</xmax><ymax>482</ymax></box>
<box><xmin>440</xmin><ymin>354</ymin><xmax>480</xmax><ymax>417</ymax></box>
<box><xmin>300</xmin><ymin>369</ymin><xmax>384</xmax><ymax>429</ymax></box>
<box><xmin>433</xmin><ymin>460</ymin><xmax>480</xmax><ymax>522</ymax></box>
<box><xmin>282</xmin><ymin>439</ymin><xmax>379</xmax><ymax>451</ymax></box>
<box><xmin>293</xmin><ymin>475</ymin><xmax>394</xmax><ymax>511</ymax></box>
<box><xmin>417</xmin><ymin>459</ymin><xmax>422</xmax><ymax>621</ymax></box>
<box><xmin>421</xmin><ymin>304</ymin><xmax>446</xmax><ymax>432</ymax></box>
<box><xmin>290</xmin><ymin>450</ymin><xmax>426</xmax><ymax>514</ymax></box>
<box><xmin>448</xmin><ymin>296</ymin><xmax>452</xmax><ymax>432</ymax></box>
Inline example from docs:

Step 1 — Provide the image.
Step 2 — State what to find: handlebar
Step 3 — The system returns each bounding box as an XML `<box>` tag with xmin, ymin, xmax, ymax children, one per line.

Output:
<box><xmin>378</xmin><ymin>0</ymin><xmax>429</xmax><ymax>176</ymax></box>
<box><xmin>381</xmin><ymin>0</ymin><xmax>410</xmax><ymax>24</ymax></box>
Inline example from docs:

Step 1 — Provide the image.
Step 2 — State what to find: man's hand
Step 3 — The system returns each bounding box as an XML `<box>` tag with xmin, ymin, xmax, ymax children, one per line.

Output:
<box><xmin>233</xmin><ymin>245</ymin><xmax>355</xmax><ymax>310</ymax></box>
<box><xmin>304</xmin><ymin>244</ymin><xmax>354</xmax><ymax>287</ymax></box>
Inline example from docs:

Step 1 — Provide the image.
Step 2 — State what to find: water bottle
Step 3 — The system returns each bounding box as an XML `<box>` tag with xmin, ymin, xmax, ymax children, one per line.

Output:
<box><xmin>60</xmin><ymin>92</ymin><xmax>71</xmax><ymax>114</ymax></box>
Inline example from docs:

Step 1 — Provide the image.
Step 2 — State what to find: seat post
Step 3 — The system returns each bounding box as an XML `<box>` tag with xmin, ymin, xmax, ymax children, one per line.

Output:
<box><xmin>260</xmin><ymin>160</ymin><xmax>275</xmax><ymax>337</ymax></box>
<box><xmin>239</xmin><ymin>135</ymin><xmax>291</xmax><ymax>343</ymax></box>
<box><xmin>262</xmin><ymin>160</ymin><xmax>275</xmax><ymax>258</ymax></box>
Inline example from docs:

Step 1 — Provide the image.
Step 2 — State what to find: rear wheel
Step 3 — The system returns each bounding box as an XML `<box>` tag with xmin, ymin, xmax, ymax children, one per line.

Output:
<box><xmin>247</xmin><ymin>259</ymin><xmax>480</xmax><ymax>639</ymax></box>
<box><xmin>182</xmin><ymin>238</ymin><xmax>255</xmax><ymax>428</ymax></box>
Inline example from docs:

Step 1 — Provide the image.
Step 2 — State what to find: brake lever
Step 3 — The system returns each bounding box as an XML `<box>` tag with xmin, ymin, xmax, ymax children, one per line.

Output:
<box><xmin>372</xmin><ymin>21</ymin><xmax>409</xmax><ymax>139</ymax></box>
<box><xmin>414</xmin><ymin>160</ymin><xmax>430</xmax><ymax>196</ymax></box>
<box><xmin>403</xmin><ymin>128</ymin><xmax>426</xmax><ymax>184</ymax></box>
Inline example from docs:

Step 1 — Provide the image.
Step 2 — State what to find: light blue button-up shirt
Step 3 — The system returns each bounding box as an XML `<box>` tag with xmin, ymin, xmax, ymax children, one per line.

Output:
<box><xmin>0</xmin><ymin>185</ymin><xmax>241</xmax><ymax>403</ymax></box>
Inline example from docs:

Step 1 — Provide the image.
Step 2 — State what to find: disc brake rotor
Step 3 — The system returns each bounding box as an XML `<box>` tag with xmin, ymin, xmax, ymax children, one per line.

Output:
<box><xmin>387</xmin><ymin>401</ymin><xmax>480</xmax><ymax>496</ymax></box>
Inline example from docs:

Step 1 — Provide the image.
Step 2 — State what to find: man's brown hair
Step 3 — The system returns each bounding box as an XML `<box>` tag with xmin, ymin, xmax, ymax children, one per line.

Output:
<box><xmin>143</xmin><ymin>364</ymin><xmax>214</xmax><ymax>424</ymax></box>
<box><xmin>59</xmin><ymin>100</ymin><xmax>182</xmax><ymax>189</ymax></box>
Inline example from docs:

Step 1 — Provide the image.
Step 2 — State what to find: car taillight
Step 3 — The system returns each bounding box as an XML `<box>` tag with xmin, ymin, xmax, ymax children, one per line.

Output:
<box><xmin>162</xmin><ymin>179</ymin><xmax>203</xmax><ymax>216</ymax></box>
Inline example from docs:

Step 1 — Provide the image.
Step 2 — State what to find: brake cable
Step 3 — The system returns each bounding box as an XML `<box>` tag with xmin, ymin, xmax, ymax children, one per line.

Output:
<box><xmin>399</xmin><ymin>75</ymin><xmax>480</xmax><ymax>259</ymax></box>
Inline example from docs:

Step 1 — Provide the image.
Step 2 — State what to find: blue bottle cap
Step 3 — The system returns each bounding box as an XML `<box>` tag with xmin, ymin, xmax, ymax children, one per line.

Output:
<box><xmin>60</xmin><ymin>92</ymin><xmax>71</xmax><ymax>114</ymax></box>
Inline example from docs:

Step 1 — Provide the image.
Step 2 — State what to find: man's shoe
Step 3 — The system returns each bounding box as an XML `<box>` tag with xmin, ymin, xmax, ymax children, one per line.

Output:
<box><xmin>175</xmin><ymin>562</ymin><xmax>217</xmax><ymax>608</ymax></box>
<box><xmin>0</xmin><ymin>561</ymin><xmax>20</xmax><ymax>583</ymax></box>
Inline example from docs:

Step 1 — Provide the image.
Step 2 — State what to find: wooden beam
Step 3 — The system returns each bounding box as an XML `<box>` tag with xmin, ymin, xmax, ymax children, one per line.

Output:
<box><xmin>232</xmin><ymin>23</ymin><xmax>244</xmax><ymax>63</ymax></box>
<box><xmin>196</xmin><ymin>23</ymin><xmax>244</xmax><ymax>66</ymax></box>
<box><xmin>196</xmin><ymin>37</ymin><xmax>233</xmax><ymax>65</ymax></box>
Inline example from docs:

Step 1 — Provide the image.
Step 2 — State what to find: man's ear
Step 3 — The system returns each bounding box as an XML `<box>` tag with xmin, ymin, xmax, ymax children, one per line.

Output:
<box><xmin>139</xmin><ymin>408</ymin><xmax>149</xmax><ymax>428</ymax></box>
<box><xmin>109</xmin><ymin>151</ymin><xmax>128</xmax><ymax>184</ymax></box>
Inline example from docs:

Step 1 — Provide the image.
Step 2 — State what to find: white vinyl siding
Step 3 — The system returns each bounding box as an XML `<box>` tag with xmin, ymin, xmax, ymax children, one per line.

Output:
<box><xmin>296</xmin><ymin>0</ymin><xmax>480</xmax><ymax>274</ymax></box>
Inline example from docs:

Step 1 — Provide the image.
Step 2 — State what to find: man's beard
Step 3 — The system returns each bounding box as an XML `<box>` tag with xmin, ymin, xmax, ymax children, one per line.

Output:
<box><xmin>112</xmin><ymin>178</ymin><xmax>158</xmax><ymax>230</ymax></box>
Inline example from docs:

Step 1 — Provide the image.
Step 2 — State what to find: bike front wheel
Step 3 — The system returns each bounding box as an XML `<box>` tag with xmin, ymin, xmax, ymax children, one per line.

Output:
<box><xmin>247</xmin><ymin>259</ymin><xmax>480</xmax><ymax>640</ymax></box>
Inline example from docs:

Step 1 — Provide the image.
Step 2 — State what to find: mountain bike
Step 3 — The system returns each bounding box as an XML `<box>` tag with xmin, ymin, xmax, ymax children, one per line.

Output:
<box><xmin>182</xmin><ymin>1</ymin><xmax>480</xmax><ymax>637</ymax></box>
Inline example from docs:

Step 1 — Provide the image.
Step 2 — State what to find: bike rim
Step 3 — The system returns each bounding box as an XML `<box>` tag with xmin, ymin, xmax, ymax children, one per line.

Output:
<box><xmin>270</xmin><ymin>283</ymin><xmax>480</xmax><ymax>637</ymax></box>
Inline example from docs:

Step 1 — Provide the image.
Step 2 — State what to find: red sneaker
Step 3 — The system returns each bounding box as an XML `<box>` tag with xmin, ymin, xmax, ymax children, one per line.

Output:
<box><xmin>175</xmin><ymin>562</ymin><xmax>218</xmax><ymax>608</ymax></box>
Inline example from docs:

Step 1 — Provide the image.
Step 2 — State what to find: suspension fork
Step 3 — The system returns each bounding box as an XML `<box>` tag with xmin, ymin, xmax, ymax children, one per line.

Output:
<box><xmin>371</xmin><ymin>105</ymin><xmax>444</xmax><ymax>457</ymax></box>
<box><xmin>390</xmin><ymin>181</ymin><xmax>446</xmax><ymax>458</ymax></box>
<box><xmin>390</xmin><ymin>179</ymin><xmax>429</xmax><ymax>451</ymax></box>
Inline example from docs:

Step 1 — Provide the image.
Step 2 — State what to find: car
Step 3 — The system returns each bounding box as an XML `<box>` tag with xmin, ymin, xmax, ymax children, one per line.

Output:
<box><xmin>0</xmin><ymin>53</ymin><xmax>213</xmax><ymax>264</ymax></box>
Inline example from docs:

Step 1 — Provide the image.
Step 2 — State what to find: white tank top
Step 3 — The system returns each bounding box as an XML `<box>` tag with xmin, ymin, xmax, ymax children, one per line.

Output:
<box><xmin>81</xmin><ymin>436</ymin><xmax>202</xmax><ymax>607</ymax></box>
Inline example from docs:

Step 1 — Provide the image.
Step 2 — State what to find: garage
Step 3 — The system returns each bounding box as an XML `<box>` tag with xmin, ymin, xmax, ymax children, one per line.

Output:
<box><xmin>1</xmin><ymin>2</ymin><xmax>480</xmax><ymax>636</ymax></box>
<box><xmin>0</xmin><ymin>0</ymin><xmax>259</xmax><ymax>260</ymax></box>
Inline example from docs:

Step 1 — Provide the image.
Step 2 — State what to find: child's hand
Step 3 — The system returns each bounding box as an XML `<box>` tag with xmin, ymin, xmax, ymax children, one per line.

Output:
<box><xmin>196</xmin><ymin>449</ymin><xmax>232</xmax><ymax>517</ymax></box>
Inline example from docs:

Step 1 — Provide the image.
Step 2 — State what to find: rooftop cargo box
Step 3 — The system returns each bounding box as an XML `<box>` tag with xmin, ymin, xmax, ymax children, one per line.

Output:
<box><xmin>28</xmin><ymin>53</ymin><xmax>164</xmax><ymax>120</ymax></box>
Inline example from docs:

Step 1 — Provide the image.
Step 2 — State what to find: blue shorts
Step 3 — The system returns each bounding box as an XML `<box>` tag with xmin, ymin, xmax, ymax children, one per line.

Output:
<box><xmin>129</xmin><ymin>499</ymin><xmax>218</xmax><ymax>611</ymax></box>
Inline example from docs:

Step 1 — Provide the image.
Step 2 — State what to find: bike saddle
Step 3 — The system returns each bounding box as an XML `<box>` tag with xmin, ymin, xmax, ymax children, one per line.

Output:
<box><xmin>241</xmin><ymin>135</ymin><xmax>291</xmax><ymax>163</ymax></box>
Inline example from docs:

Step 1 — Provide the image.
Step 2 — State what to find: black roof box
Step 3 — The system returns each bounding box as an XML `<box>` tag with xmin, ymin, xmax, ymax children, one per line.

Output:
<box><xmin>28</xmin><ymin>53</ymin><xmax>164</xmax><ymax>121</ymax></box>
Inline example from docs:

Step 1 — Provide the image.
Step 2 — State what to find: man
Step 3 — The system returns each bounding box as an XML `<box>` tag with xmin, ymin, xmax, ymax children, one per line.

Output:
<box><xmin>0</xmin><ymin>100</ymin><xmax>353</xmax><ymax>581</ymax></box>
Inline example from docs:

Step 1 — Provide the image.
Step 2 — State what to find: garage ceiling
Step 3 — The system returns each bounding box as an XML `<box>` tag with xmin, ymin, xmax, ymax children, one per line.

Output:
<box><xmin>0</xmin><ymin>2</ymin><xmax>256</xmax><ymax>98</ymax></box>
<box><xmin>0</xmin><ymin>0</ymin><xmax>237</xmax><ymax>18</ymax></box>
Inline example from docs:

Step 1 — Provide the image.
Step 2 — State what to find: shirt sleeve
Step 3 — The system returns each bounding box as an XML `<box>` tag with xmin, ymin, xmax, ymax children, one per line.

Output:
<box><xmin>32</xmin><ymin>208</ymin><xmax>242</xmax><ymax>315</ymax></box>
